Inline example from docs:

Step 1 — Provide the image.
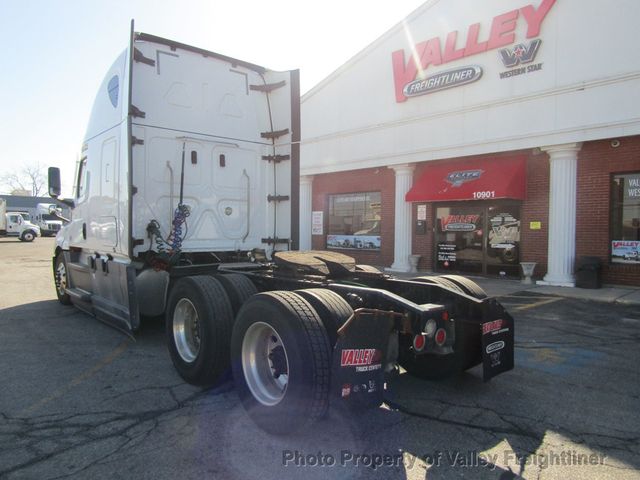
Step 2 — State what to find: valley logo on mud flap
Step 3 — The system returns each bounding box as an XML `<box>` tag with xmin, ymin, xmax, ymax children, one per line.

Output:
<box><xmin>340</xmin><ymin>349</ymin><xmax>382</xmax><ymax>372</ymax></box>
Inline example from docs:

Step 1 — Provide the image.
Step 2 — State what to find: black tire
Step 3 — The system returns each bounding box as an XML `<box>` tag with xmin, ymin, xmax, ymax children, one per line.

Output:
<box><xmin>411</xmin><ymin>275</ymin><xmax>466</xmax><ymax>295</ymax></box>
<box><xmin>54</xmin><ymin>252</ymin><xmax>72</xmax><ymax>305</ymax></box>
<box><xmin>355</xmin><ymin>264</ymin><xmax>382</xmax><ymax>274</ymax></box>
<box><xmin>439</xmin><ymin>275</ymin><xmax>488</xmax><ymax>299</ymax></box>
<box><xmin>214</xmin><ymin>273</ymin><xmax>258</xmax><ymax>315</ymax></box>
<box><xmin>21</xmin><ymin>230</ymin><xmax>36</xmax><ymax>242</ymax></box>
<box><xmin>231</xmin><ymin>291</ymin><xmax>331</xmax><ymax>435</ymax></box>
<box><xmin>295</xmin><ymin>288</ymin><xmax>353</xmax><ymax>346</ymax></box>
<box><xmin>166</xmin><ymin>276</ymin><xmax>234</xmax><ymax>387</ymax></box>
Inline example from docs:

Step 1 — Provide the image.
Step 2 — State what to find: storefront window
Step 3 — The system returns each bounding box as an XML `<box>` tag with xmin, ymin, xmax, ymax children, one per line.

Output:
<box><xmin>611</xmin><ymin>172</ymin><xmax>640</xmax><ymax>263</ymax></box>
<box><xmin>327</xmin><ymin>192</ymin><xmax>381</xmax><ymax>250</ymax></box>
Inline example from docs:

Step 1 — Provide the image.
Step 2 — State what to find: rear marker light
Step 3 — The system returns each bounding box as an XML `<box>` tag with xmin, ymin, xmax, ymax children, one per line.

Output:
<box><xmin>442</xmin><ymin>311</ymin><xmax>449</xmax><ymax>321</ymax></box>
<box><xmin>413</xmin><ymin>334</ymin><xmax>426</xmax><ymax>351</ymax></box>
<box><xmin>435</xmin><ymin>328</ymin><xmax>447</xmax><ymax>346</ymax></box>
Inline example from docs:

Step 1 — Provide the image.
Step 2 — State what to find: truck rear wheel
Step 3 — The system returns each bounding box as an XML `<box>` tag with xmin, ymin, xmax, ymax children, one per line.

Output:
<box><xmin>295</xmin><ymin>288</ymin><xmax>353</xmax><ymax>346</ymax></box>
<box><xmin>166</xmin><ymin>276</ymin><xmax>234</xmax><ymax>387</ymax></box>
<box><xmin>213</xmin><ymin>273</ymin><xmax>258</xmax><ymax>315</ymax></box>
<box><xmin>231</xmin><ymin>291</ymin><xmax>331</xmax><ymax>435</ymax></box>
<box><xmin>54</xmin><ymin>253</ymin><xmax>72</xmax><ymax>305</ymax></box>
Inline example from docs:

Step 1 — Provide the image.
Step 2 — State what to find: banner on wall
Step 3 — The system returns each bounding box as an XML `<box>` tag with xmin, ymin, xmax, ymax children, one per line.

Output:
<box><xmin>312</xmin><ymin>211</ymin><xmax>323</xmax><ymax>235</ymax></box>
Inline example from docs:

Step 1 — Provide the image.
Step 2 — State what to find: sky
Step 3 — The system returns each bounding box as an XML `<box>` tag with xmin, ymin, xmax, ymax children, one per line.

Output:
<box><xmin>0</xmin><ymin>0</ymin><xmax>426</xmax><ymax>195</ymax></box>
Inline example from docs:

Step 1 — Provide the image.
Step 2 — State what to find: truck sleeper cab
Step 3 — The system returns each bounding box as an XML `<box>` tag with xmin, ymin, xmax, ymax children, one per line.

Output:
<box><xmin>49</xmin><ymin>26</ymin><xmax>514</xmax><ymax>435</ymax></box>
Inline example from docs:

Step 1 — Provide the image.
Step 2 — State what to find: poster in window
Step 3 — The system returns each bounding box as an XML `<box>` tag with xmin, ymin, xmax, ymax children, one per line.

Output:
<box><xmin>417</xmin><ymin>204</ymin><xmax>427</xmax><ymax>221</ymax></box>
<box><xmin>611</xmin><ymin>173</ymin><xmax>640</xmax><ymax>263</ymax></box>
<box><xmin>623</xmin><ymin>174</ymin><xmax>640</xmax><ymax>200</ymax></box>
<box><xmin>437</xmin><ymin>243</ymin><xmax>457</xmax><ymax>264</ymax></box>
<box><xmin>327</xmin><ymin>235</ymin><xmax>381</xmax><ymax>250</ymax></box>
<box><xmin>611</xmin><ymin>240</ymin><xmax>640</xmax><ymax>263</ymax></box>
<box><xmin>312</xmin><ymin>211</ymin><xmax>323</xmax><ymax>235</ymax></box>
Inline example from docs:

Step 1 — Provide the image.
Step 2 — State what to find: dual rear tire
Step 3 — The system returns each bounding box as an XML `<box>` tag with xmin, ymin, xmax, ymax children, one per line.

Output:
<box><xmin>166</xmin><ymin>277</ymin><xmax>350</xmax><ymax>435</ymax></box>
<box><xmin>231</xmin><ymin>291</ymin><xmax>335</xmax><ymax>434</ymax></box>
<box><xmin>166</xmin><ymin>276</ymin><xmax>234</xmax><ymax>387</ymax></box>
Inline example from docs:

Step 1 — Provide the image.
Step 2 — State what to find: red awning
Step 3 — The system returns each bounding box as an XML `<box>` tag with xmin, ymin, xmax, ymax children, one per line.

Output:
<box><xmin>405</xmin><ymin>156</ymin><xmax>527</xmax><ymax>202</ymax></box>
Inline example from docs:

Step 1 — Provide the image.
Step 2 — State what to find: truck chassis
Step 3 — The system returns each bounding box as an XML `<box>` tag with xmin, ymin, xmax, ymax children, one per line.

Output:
<box><xmin>53</xmin><ymin>248</ymin><xmax>514</xmax><ymax>435</ymax></box>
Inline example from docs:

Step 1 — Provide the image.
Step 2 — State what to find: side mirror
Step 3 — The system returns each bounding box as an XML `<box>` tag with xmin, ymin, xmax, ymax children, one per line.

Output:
<box><xmin>48</xmin><ymin>167</ymin><xmax>61</xmax><ymax>198</ymax></box>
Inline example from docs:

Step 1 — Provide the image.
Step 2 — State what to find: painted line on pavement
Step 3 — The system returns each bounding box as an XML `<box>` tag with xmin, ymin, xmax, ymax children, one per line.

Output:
<box><xmin>511</xmin><ymin>296</ymin><xmax>563</xmax><ymax>312</ymax></box>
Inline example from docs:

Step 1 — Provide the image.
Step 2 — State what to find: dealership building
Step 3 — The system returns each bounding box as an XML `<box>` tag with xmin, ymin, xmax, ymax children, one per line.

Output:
<box><xmin>298</xmin><ymin>0</ymin><xmax>640</xmax><ymax>286</ymax></box>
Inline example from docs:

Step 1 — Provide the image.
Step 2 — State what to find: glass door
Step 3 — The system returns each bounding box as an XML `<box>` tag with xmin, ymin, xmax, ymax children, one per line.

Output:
<box><xmin>435</xmin><ymin>206</ymin><xmax>484</xmax><ymax>275</ymax></box>
<box><xmin>486</xmin><ymin>205</ymin><xmax>521</xmax><ymax>277</ymax></box>
<box><xmin>435</xmin><ymin>203</ymin><xmax>521</xmax><ymax>277</ymax></box>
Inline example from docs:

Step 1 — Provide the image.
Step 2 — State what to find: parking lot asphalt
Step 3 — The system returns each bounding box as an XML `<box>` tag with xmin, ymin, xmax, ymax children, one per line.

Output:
<box><xmin>1</xmin><ymin>237</ymin><xmax>639</xmax><ymax>479</ymax></box>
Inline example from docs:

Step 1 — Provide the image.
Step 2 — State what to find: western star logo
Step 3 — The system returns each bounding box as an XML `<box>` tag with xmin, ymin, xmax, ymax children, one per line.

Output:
<box><xmin>403</xmin><ymin>66</ymin><xmax>482</xmax><ymax>98</ymax></box>
<box><xmin>446</xmin><ymin>169</ymin><xmax>483</xmax><ymax>187</ymax></box>
<box><xmin>340</xmin><ymin>348</ymin><xmax>381</xmax><ymax>367</ymax></box>
<box><xmin>498</xmin><ymin>39</ymin><xmax>543</xmax><ymax>79</ymax></box>
<box><xmin>391</xmin><ymin>0</ymin><xmax>556</xmax><ymax>102</ymax></box>
<box><xmin>500</xmin><ymin>39</ymin><xmax>542</xmax><ymax>67</ymax></box>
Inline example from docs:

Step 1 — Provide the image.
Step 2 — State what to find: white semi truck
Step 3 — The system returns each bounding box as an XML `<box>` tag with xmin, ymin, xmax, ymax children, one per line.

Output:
<box><xmin>0</xmin><ymin>199</ymin><xmax>40</xmax><ymax>241</ymax></box>
<box><xmin>48</xmin><ymin>25</ymin><xmax>514</xmax><ymax>434</ymax></box>
<box><xmin>34</xmin><ymin>203</ymin><xmax>64</xmax><ymax>236</ymax></box>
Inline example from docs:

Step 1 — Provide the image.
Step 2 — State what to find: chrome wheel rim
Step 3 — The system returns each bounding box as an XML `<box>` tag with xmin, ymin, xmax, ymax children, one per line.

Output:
<box><xmin>241</xmin><ymin>322</ymin><xmax>289</xmax><ymax>406</ymax></box>
<box><xmin>24</xmin><ymin>232</ymin><xmax>34</xmax><ymax>241</ymax></box>
<box><xmin>55</xmin><ymin>261</ymin><xmax>67</xmax><ymax>296</ymax></box>
<box><xmin>173</xmin><ymin>298</ymin><xmax>200</xmax><ymax>363</ymax></box>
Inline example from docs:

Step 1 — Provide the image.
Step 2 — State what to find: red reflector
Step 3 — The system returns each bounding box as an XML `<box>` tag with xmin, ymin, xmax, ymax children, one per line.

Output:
<box><xmin>442</xmin><ymin>310</ymin><xmax>449</xmax><ymax>321</ymax></box>
<box><xmin>435</xmin><ymin>328</ymin><xmax>447</xmax><ymax>346</ymax></box>
<box><xmin>413</xmin><ymin>334</ymin><xmax>426</xmax><ymax>351</ymax></box>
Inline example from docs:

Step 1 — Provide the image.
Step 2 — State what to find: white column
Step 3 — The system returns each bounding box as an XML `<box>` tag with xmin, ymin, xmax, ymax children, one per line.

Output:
<box><xmin>387</xmin><ymin>164</ymin><xmax>415</xmax><ymax>272</ymax></box>
<box><xmin>299</xmin><ymin>175</ymin><xmax>313</xmax><ymax>251</ymax></box>
<box><xmin>539</xmin><ymin>143</ymin><xmax>582</xmax><ymax>287</ymax></box>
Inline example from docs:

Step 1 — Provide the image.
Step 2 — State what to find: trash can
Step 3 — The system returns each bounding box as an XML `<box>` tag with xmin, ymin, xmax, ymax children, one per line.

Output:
<box><xmin>575</xmin><ymin>256</ymin><xmax>602</xmax><ymax>289</ymax></box>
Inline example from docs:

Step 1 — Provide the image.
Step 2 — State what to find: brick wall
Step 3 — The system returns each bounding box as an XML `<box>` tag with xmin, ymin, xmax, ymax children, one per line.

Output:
<box><xmin>410</xmin><ymin>201</ymin><xmax>434</xmax><ymax>271</ymax></box>
<box><xmin>311</xmin><ymin>167</ymin><xmax>395</xmax><ymax>267</ymax></box>
<box><xmin>520</xmin><ymin>151</ymin><xmax>550</xmax><ymax>279</ymax></box>
<box><xmin>577</xmin><ymin>137</ymin><xmax>640</xmax><ymax>286</ymax></box>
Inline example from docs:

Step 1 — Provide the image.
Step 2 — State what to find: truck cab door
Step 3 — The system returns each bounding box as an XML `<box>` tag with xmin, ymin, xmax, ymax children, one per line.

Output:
<box><xmin>7</xmin><ymin>214</ymin><xmax>21</xmax><ymax>234</ymax></box>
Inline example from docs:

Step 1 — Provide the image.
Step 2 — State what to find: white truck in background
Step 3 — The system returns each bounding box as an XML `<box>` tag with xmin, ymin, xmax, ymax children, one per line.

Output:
<box><xmin>47</xmin><ymin>24</ymin><xmax>514</xmax><ymax>435</ymax></box>
<box><xmin>34</xmin><ymin>203</ymin><xmax>64</xmax><ymax>236</ymax></box>
<box><xmin>0</xmin><ymin>199</ymin><xmax>41</xmax><ymax>241</ymax></box>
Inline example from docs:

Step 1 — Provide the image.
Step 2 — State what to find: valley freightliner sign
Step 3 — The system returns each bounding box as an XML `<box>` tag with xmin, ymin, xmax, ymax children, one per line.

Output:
<box><xmin>391</xmin><ymin>0</ymin><xmax>556</xmax><ymax>102</ymax></box>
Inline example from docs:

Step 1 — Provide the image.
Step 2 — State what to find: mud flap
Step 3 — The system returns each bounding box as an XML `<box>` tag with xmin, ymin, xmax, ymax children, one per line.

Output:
<box><xmin>331</xmin><ymin>309</ymin><xmax>395</xmax><ymax>409</ymax></box>
<box><xmin>481</xmin><ymin>300</ymin><xmax>515</xmax><ymax>381</ymax></box>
